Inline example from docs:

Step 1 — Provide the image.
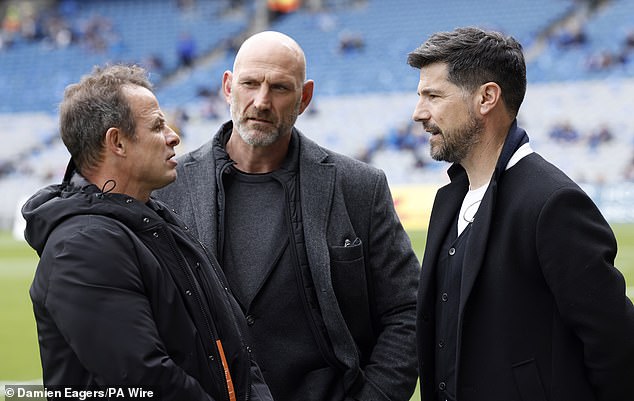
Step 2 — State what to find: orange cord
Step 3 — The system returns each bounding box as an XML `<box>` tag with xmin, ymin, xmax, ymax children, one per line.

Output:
<box><xmin>215</xmin><ymin>339</ymin><xmax>237</xmax><ymax>401</ymax></box>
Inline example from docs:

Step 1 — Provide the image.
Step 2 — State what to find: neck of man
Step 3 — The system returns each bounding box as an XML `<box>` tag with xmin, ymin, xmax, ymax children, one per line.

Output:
<box><xmin>461</xmin><ymin>122</ymin><xmax>510</xmax><ymax>190</ymax></box>
<box><xmin>226</xmin><ymin>131</ymin><xmax>291</xmax><ymax>174</ymax></box>
<box><xmin>83</xmin><ymin>166</ymin><xmax>151</xmax><ymax>203</ymax></box>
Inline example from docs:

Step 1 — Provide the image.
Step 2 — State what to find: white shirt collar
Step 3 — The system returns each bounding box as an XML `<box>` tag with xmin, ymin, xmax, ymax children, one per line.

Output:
<box><xmin>505</xmin><ymin>142</ymin><xmax>534</xmax><ymax>170</ymax></box>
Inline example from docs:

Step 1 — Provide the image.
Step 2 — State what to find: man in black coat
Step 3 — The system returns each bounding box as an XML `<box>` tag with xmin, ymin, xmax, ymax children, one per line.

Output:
<box><xmin>408</xmin><ymin>27</ymin><xmax>634</xmax><ymax>401</ymax></box>
<box><xmin>22</xmin><ymin>64</ymin><xmax>272</xmax><ymax>401</ymax></box>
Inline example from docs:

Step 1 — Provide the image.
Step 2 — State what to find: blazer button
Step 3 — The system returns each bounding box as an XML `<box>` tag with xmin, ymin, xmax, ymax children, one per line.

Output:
<box><xmin>246</xmin><ymin>315</ymin><xmax>255</xmax><ymax>326</ymax></box>
<box><xmin>438</xmin><ymin>381</ymin><xmax>446</xmax><ymax>391</ymax></box>
<box><xmin>448</xmin><ymin>247</ymin><xmax>456</xmax><ymax>256</ymax></box>
<box><xmin>441</xmin><ymin>292</ymin><xmax>448</xmax><ymax>302</ymax></box>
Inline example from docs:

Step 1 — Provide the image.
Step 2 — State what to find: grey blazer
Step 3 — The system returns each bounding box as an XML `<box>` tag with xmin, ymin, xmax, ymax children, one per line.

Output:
<box><xmin>154</xmin><ymin>123</ymin><xmax>420</xmax><ymax>401</ymax></box>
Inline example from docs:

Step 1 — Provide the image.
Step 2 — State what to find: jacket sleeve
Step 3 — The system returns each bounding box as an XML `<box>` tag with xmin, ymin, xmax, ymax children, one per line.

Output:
<box><xmin>536</xmin><ymin>186</ymin><xmax>634</xmax><ymax>400</ymax></box>
<box><xmin>41</xmin><ymin>221</ymin><xmax>216</xmax><ymax>401</ymax></box>
<box><xmin>349</xmin><ymin>172</ymin><xmax>420</xmax><ymax>401</ymax></box>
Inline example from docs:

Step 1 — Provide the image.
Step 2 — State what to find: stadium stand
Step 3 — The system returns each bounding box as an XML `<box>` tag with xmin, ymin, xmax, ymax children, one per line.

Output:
<box><xmin>1</xmin><ymin>0</ymin><xmax>634</xmax><ymax>228</ymax></box>
<box><xmin>0</xmin><ymin>0</ymin><xmax>250</xmax><ymax>113</ymax></box>
<box><xmin>532</xmin><ymin>0</ymin><xmax>634</xmax><ymax>82</ymax></box>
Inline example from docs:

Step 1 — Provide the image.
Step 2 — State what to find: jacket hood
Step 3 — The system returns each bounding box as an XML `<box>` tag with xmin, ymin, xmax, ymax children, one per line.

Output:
<box><xmin>22</xmin><ymin>162</ymin><xmax>167</xmax><ymax>255</ymax></box>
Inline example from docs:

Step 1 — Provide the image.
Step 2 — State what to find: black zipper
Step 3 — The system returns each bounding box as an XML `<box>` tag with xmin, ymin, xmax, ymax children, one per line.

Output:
<box><xmin>188</xmin><ymin>230</ymin><xmax>253</xmax><ymax>401</ymax></box>
<box><xmin>164</xmin><ymin>230</ymin><xmax>230</xmax><ymax>401</ymax></box>
<box><xmin>216</xmin><ymin>160</ymin><xmax>235</xmax><ymax>260</ymax></box>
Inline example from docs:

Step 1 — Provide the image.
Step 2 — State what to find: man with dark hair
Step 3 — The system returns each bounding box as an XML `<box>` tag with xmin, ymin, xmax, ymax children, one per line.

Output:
<box><xmin>155</xmin><ymin>31</ymin><xmax>420</xmax><ymax>401</ymax></box>
<box><xmin>22</xmin><ymin>64</ymin><xmax>273</xmax><ymax>401</ymax></box>
<box><xmin>408</xmin><ymin>27</ymin><xmax>634</xmax><ymax>401</ymax></box>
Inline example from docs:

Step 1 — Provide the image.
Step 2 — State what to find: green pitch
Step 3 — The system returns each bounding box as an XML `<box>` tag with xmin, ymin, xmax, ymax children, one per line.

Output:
<box><xmin>1</xmin><ymin>225</ymin><xmax>633</xmax><ymax>399</ymax></box>
<box><xmin>0</xmin><ymin>232</ymin><xmax>40</xmax><ymax>383</ymax></box>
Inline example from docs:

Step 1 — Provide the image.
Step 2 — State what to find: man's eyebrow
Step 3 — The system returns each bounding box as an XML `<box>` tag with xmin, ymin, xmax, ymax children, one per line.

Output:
<box><xmin>418</xmin><ymin>87</ymin><xmax>441</xmax><ymax>96</ymax></box>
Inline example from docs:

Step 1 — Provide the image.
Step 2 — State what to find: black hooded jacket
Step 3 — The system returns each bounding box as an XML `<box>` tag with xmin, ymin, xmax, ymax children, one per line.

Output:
<box><xmin>22</xmin><ymin>166</ymin><xmax>272</xmax><ymax>401</ymax></box>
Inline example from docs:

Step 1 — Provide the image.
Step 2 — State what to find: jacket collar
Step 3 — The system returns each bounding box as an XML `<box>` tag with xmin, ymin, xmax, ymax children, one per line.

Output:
<box><xmin>491</xmin><ymin>119</ymin><xmax>529</xmax><ymax>186</ymax></box>
<box><xmin>447</xmin><ymin>119</ymin><xmax>529</xmax><ymax>185</ymax></box>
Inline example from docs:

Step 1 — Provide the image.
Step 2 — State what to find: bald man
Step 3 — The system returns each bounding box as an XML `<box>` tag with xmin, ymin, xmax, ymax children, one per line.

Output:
<box><xmin>155</xmin><ymin>31</ymin><xmax>419</xmax><ymax>401</ymax></box>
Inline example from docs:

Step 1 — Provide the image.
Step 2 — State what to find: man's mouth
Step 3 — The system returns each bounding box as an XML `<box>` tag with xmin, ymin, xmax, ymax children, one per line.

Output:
<box><xmin>425</xmin><ymin>126</ymin><xmax>441</xmax><ymax>135</ymax></box>
<box><xmin>247</xmin><ymin>115</ymin><xmax>272</xmax><ymax>123</ymax></box>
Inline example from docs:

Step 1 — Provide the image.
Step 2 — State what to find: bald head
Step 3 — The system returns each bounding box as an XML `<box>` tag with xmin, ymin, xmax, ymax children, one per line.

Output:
<box><xmin>221</xmin><ymin>30</ymin><xmax>314</xmax><ymax>170</ymax></box>
<box><xmin>234</xmin><ymin>31</ymin><xmax>307</xmax><ymax>83</ymax></box>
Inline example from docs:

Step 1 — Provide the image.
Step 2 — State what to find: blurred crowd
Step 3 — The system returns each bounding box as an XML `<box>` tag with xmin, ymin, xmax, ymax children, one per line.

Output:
<box><xmin>356</xmin><ymin>117</ymin><xmax>634</xmax><ymax>184</ymax></box>
<box><xmin>1</xmin><ymin>0</ymin><xmax>634</xmax><ymax>186</ymax></box>
<box><xmin>0</xmin><ymin>0</ymin><xmax>120</xmax><ymax>53</ymax></box>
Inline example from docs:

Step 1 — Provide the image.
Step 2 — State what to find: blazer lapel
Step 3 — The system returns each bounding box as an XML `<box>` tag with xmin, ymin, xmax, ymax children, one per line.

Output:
<box><xmin>299</xmin><ymin>134</ymin><xmax>335</xmax><ymax>284</ymax></box>
<box><xmin>182</xmin><ymin>148</ymin><xmax>220</xmax><ymax>254</ymax></box>
<box><xmin>297</xmin><ymin>133</ymin><xmax>359</xmax><ymax>370</ymax></box>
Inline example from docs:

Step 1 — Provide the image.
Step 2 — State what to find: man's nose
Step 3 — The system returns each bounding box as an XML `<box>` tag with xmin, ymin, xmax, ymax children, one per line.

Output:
<box><xmin>253</xmin><ymin>85</ymin><xmax>272</xmax><ymax>110</ymax></box>
<box><xmin>165</xmin><ymin>126</ymin><xmax>180</xmax><ymax>147</ymax></box>
<box><xmin>412</xmin><ymin>98</ymin><xmax>430</xmax><ymax>122</ymax></box>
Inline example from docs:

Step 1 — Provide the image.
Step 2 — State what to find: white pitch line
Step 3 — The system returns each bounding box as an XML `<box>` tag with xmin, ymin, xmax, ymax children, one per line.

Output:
<box><xmin>1</xmin><ymin>380</ymin><xmax>42</xmax><ymax>397</ymax></box>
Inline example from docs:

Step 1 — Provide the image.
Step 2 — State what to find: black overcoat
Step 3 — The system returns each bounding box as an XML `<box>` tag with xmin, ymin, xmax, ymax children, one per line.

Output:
<box><xmin>417</xmin><ymin>124</ymin><xmax>634</xmax><ymax>400</ymax></box>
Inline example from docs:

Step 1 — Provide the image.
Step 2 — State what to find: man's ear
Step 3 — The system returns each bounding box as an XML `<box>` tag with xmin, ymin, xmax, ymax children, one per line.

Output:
<box><xmin>478</xmin><ymin>82</ymin><xmax>502</xmax><ymax>116</ymax></box>
<box><xmin>104</xmin><ymin>127</ymin><xmax>126</xmax><ymax>157</ymax></box>
<box><xmin>222</xmin><ymin>70</ymin><xmax>233</xmax><ymax>104</ymax></box>
<box><xmin>298</xmin><ymin>79</ymin><xmax>314</xmax><ymax>115</ymax></box>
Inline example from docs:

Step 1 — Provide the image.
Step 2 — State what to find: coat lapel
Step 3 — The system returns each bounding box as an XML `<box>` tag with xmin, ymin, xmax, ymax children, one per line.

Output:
<box><xmin>181</xmin><ymin>144</ymin><xmax>220</xmax><ymax>254</ymax></box>
<box><xmin>458</xmin><ymin>120</ymin><xmax>529</xmax><ymax>317</ymax></box>
<box><xmin>298</xmin><ymin>132</ymin><xmax>335</xmax><ymax>291</ymax></box>
<box><xmin>297</xmin><ymin>132</ymin><xmax>359</xmax><ymax>370</ymax></box>
<box><xmin>450</xmin><ymin>121</ymin><xmax>529</xmax><ymax>384</ymax></box>
<box><xmin>458</xmin><ymin>182</ymin><xmax>494</xmax><ymax>316</ymax></box>
<box><xmin>296</xmin><ymin>131</ymin><xmax>337</xmax><ymax>273</ymax></box>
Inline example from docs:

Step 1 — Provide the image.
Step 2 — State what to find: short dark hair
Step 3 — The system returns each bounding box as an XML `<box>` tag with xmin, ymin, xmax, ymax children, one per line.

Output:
<box><xmin>59</xmin><ymin>64</ymin><xmax>153</xmax><ymax>173</ymax></box>
<box><xmin>407</xmin><ymin>27</ymin><xmax>526</xmax><ymax>117</ymax></box>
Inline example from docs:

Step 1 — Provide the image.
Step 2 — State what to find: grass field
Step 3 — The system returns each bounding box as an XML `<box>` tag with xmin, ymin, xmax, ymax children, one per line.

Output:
<box><xmin>1</xmin><ymin>225</ymin><xmax>633</xmax><ymax>399</ymax></box>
